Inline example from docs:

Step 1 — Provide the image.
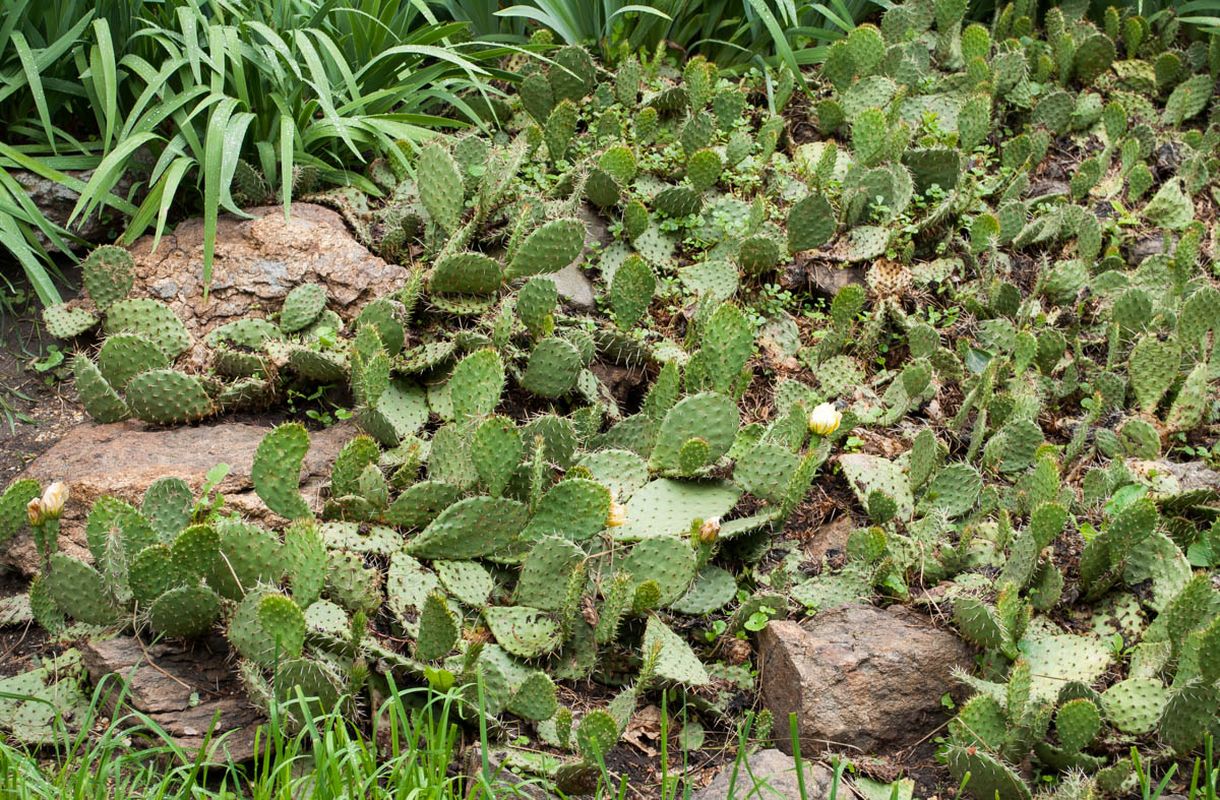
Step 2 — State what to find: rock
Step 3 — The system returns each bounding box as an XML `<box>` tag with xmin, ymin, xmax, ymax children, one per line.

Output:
<box><xmin>14</xmin><ymin>168</ymin><xmax>138</xmax><ymax>249</ymax></box>
<box><xmin>692</xmin><ymin>749</ymin><xmax>834</xmax><ymax>800</ymax></box>
<box><xmin>461</xmin><ymin>746</ymin><xmax>594</xmax><ymax>799</ymax></box>
<box><xmin>4</xmin><ymin>420</ymin><xmax>354</xmax><ymax>576</ymax></box>
<box><xmin>758</xmin><ymin>604</ymin><xmax>972</xmax><ymax>755</ymax></box>
<box><xmin>803</xmin><ymin>514</ymin><xmax>855</xmax><ymax>564</ymax></box>
<box><xmin>1129</xmin><ymin>233</ymin><xmax>1168</xmax><ymax>263</ymax></box>
<box><xmin>1127</xmin><ymin>459</ymin><xmax>1220</xmax><ymax>493</ymax></box>
<box><xmin>784</xmin><ymin>253</ymin><xmax>865</xmax><ymax>298</ymax></box>
<box><xmin>80</xmin><ymin>636</ymin><xmax>262</xmax><ymax>763</ymax></box>
<box><xmin>543</xmin><ymin>202</ymin><xmax>608</xmax><ymax>312</ymax></box>
<box><xmin>578</xmin><ymin>202</ymin><xmax>612</xmax><ymax>249</ymax></box>
<box><xmin>125</xmin><ymin>204</ymin><xmax>408</xmax><ymax>366</ymax></box>
<box><xmin>551</xmin><ymin>263</ymin><xmax>597</xmax><ymax>311</ymax></box>
<box><xmin>588</xmin><ymin>362</ymin><xmax>647</xmax><ymax>406</ymax></box>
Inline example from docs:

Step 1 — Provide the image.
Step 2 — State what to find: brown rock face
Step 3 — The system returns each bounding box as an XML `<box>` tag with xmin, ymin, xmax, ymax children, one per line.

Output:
<box><xmin>80</xmin><ymin>636</ymin><xmax>262</xmax><ymax>763</ymax></box>
<box><xmin>758</xmin><ymin>604</ymin><xmax>972</xmax><ymax>755</ymax></box>
<box><xmin>126</xmin><ymin>203</ymin><xmax>408</xmax><ymax>365</ymax></box>
<box><xmin>4</xmin><ymin>420</ymin><xmax>354</xmax><ymax>575</ymax></box>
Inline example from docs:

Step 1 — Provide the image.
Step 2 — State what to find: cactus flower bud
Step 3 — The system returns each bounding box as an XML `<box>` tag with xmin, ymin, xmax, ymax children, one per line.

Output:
<box><xmin>698</xmin><ymin>516</ymin><xmax>721</xmax><ymax>543</ymax></box>
<box><xmin>26</xmin><ymin>498</ymin><xmax>43</xmax><ymax>527</ymax></box>
<box><xmin>808</xmin><ymin>402</ymin><xmax>842</xmax><ymax>436</ymax></box>
<box><xmin>606</xmin><ymin>500</ymin><xmax>627</xmax><ymax>528</ymax></box>
<box><xmin>39</xmin><ymin>482</ymin><xmax>68</xmax><ymax>520</ymax></box>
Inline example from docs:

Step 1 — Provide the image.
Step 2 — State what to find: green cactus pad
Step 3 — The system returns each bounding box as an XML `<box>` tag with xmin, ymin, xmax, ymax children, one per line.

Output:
<box><xmin>838</xmin><ymin>453</ymin><xmax>914</xmax><ymax>521</ymax></box>
<box><xmin>1055</xmin><ymin>698</ymin><xmax>1101</xmax><ymax>752</ymax></box>
<box><xmin>147</xmin><ymin>585</ymin><xmax>221</xmax><ymax>638</ymax></box>
<box><xmin>649</xmin><ymin>393</ymin><xmax>738</xmax><ymax>475</ymax></box>
<box><xmin>42</xmin><ymin>304</ymin><xmax>98</xmax><ymax>339</ymax></box>
<box><xmin>286</xmin><ymin>347</ymin><xmax>348</xmax><ymax>383</ymax></box>
<box><xmin>643</xmin><ymin>616</ymin><xmax>708</xmax><ymax>685</ymax></box>
<box><xmin>585</xmin><ymin>168</ymin><xmax>621</xmax><ymax>209</ymax></box>
<box><xmin>252</xmin><ymin>423</ymin><xmax>311</xmax><ymax>520</ymax></box>
<box><xmin>408</xmin><ymin>496</ymin><xmax>528</xmax><ymax>559</ymax></box>
<box><xmin>507</xmin><ymin>670</ymin><xmax>558</xmax><ymax>722</ymax></box>
<box><xmin>431</xmin><ymin>252</ymin><xmax>502</xmax><ymax>296</ymax></box>
<box><xmin>45</xmin><ymin>554</ymin><xmax>119</xmax><ymax>625</ymax></box>
<box><xmin>654</xmin><ymin>186</ymin><xmax>703</xmax><ymax>218</ymax></box>
<box><xmin>523</xmin><ymin>478</ymin><xmax>612</xmax><ymax>542</ymax></box>
<box><xmin>1128</xmin><ymin>335</ymin><xmax>1181</xmax><ymax>413</ymax></box>
<box><xmin>551</xmin><ymin>45</ymin><xmax>595</xmax><ymax>101</ymax></box>
<box><xmin>610</xmin><ymin>255</ymin><xmax>656</xmax><ymax>330</ymax></box>
<box><xmin>449</xmin><ymin>349</ymin><xmax>505</xmax><ymax>421</ymax></box>
<box><xmin>577</xmin><ymin>710</ymin><xmax>619</xmax><ymax>761</ymax></box>
<box><xmin>358</xmin><ymin>379</ymin><xmax>428</xmax><ymax>447</ymax></box>
<box><xmin>575</xmin><ymin>450</ymin><xmax>649</xmax><ymax>502</ymax></box>
<box><xmin>517</xmin><ymin>277</ymin><xmax>558</xmax><ymax>338</ymax></box>
<box><xmin>470</xmin><ymin>416</ymin><xmax>523</xmax><ymax>498</ymax></box>
<box><xmin>415</xmin><ymin>592</ymin><xmax>459</xmax><ymax>660</ymax></box>
<box><xmin>126</xmin><ymin>370</ymin><xmax>214</xmax><ymax>425</ymax></box>
<box><xmin>921</xmin><ymin>463</ymin><xmax>982</xmax><ymax>518</ymax></box>
<box><xmin>669</xmin><ymin>565</ymin><xmax>737</xmax><ymax>615</ymax></box>
<box><xmin>206</xmin><ymin>318</ymin><xmax>281</xmax><ymax>349</ymax></box>
<box><xmin>208</xmin><ymin>519</ymin><xmax>283</xmax><ymax>601</ymax></box>
<box><xmin>387</xmin><ymin>552</ymin><xmax>439</xmax><ymax>629</ymax></box>
<box><xmin>279</xmin><ymin>283</ymin><xmax>327</xmax><ymax>333</ymax></box>
<box><xmin>73</xmin><ymin>355</ymin><xmax>131</xmax><ymax>423</ymax></box>
<box><xmin>303</xmin><ymin>599</ymin><xmax>349</xmax><ymax>638</ymax></box>
<box><xmin>324</xmin><ymin>550</ymin><xmax>383</xmax><ymax>613</ymax></box>
<box><xmin>1159</xmin><ymin>682</ymin><xmax>1218</xmax><ymax>755</ymax></box>
<box><xmin>171</xmin><ymin>523</ymin><xmax>219</xmax><ymax>580</ymax></box>
<box><xmin>613</xmin><ymin>479</ymin><xmax>740</xmax><ymax>541</ymax></box>
<box><xmin>622</xmin><ymin>537</ymin><xmax>697</xmax><ymax>605</ymax></box>
<box><xmin>946</xmin><ymin>745</ymin><xmax>1030</xmax><ymax>800</ymax></box>
<box><xmin>484</xmin><ymin>605</ymin><xmax>562</xmax><ymax>658</ymax></box>
<box><xmin>948</xmin><ymin>694</ymin><xmax>1007</xmax><ymax>750</ymax></box>
<box><xmin>787</xmin><ymin>192</ymin><xmax>836</xmax><ymax>253</ymax></box>
<box><xmin>384</xmin><ymin>481</ymin><xmax>463</xmax><ymax>529</ymax></box>
<box><xmin>273</xmin><ymin>657</ymin><xmax>344</xmax><ymax>717</ymax></box>
<box><xmin>506</xmin><ymin>219</ymin><xmax>585</xmax><ymax>279</ymax></box>
<box><xmin>141</xmin><ymin>477</ymin><xmax>193</xmax><ymax>542</ymax></box>
<box><xmin>426</xmin><ymin>422</ymin><xmax>478</xmax><ymax>489</ymax></box>
<box><xmin>0</xmin><ymin>480</ymin><xmax>39</xmax><ymax>546</ymax></box>
<box><xmin>734</xmin><ymin>441</ymin><xmax>800</xmax><ymax>504</ymax></box>
<box><xmin>515</xmin><ymin>537</ymin><xmax>585</xmax><ymax>611</ymax></box>
<box><xmin>81</xmin><ymin>245</ymin><xmax>135</xmax><ymax>311</ymax></box>
<box><xmin>435</xmin><ymin>560</ymin><xmax>493</xmax><ymax>608</ymax></box>
<box><xmin>521</xmin><ymin>338</ymin><xmax>582</xmax><ymax>398</ymax></box>
<box><xmin>329</xmin><ymin>436</ymin><xmax>380</xmax><ymax>498</ymax></box>
<box><xmin>128</xmin><ymin>544</ymin><xmax>181</xmax><ymax>605</ymax></box>
<box><xmin>418</xmin><ymin>142</ymin><xmax>464</xmax><ymax>234</ymax></box>
<box><xmin>1021</xmin><ymin>629</ymin><xmax>1114</xmax><ymax>702</ymax></box>
<box><xmin>520</xmin><ymin>72</ymin><xmax>554</xmax><ymax>124</ymax></box>
<box><xmin>104</xmin><ymin>299</ymin><xmax>191</xmax><ymax>359</ymax></box>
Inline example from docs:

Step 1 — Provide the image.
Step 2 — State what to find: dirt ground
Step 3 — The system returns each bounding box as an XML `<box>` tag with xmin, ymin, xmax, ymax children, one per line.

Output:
<box><xmin>1</xmin><ymin>264</ymin><xmax>85</xmax><ymax>485</ymax></box>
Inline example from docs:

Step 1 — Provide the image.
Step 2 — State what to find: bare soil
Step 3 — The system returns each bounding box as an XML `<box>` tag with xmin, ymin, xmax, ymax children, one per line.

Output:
<box><xmin>1</xmin><ymin>265</ymin><xmax>85</xmax><ymax>486</ymax></box>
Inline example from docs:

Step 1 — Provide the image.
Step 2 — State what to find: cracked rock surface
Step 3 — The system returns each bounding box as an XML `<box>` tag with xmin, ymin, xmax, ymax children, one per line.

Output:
<box><xmin>758</xmin><ymin>604</ymin><xmax>972</xmax><ymax>754</ymax></box>
<box><xmin>125</xmin><ymin>204</ymin><xmax>408</xmax><ymax>367</ymax></box>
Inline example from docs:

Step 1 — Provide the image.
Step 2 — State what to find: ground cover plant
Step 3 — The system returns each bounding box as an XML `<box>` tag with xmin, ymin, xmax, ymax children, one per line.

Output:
<box><xmin>1</xmin><ymin>0</ymin><xmax>1220</xmax><ymax>796</ymax></box>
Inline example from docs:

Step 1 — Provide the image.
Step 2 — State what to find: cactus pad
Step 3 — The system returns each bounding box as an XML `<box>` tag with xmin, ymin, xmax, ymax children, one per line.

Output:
<box><xmin>126</xmin><ymin>370</ymin><xmax>214</xmax><ymax>425</ymax></box>
<box><xmin>408</xmin><ymin>496</ymin><xmax>528</xmax><ymax>559</ymax></box>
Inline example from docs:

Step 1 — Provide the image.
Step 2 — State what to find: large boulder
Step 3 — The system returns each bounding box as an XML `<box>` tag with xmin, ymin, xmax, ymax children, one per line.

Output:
<box><xmin>126</xmin><ymin>203</ymin><xmax>408</xmax><ymax>366</ymax></box>
<box><xmin>692</xmin><ymin>749</ymin><xmax>834</xmax><ymax>800</ymax></box>
<box><xmin>3</xmin><ymin>420</ymin><xmax>353</xmax><ymax>576</ymax></box>
<box><xmin>758</xmin><ymin>604</ymin><xmax>972</xmax><ymax>755</ymax></box>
